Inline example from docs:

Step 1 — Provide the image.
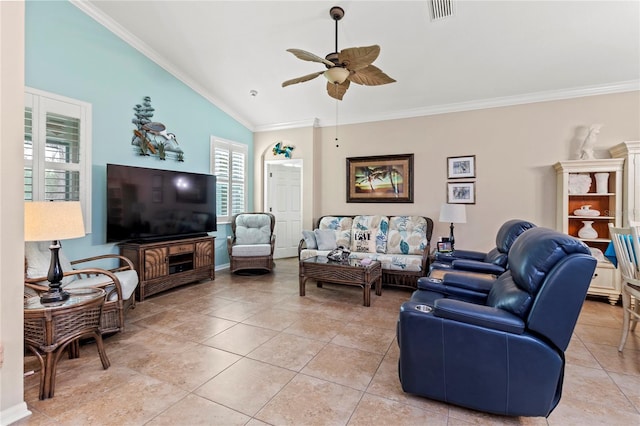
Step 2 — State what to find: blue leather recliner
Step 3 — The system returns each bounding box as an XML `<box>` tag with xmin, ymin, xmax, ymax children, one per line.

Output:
<box><xmin>397</xmin><ymin>227</ymin><xmax>596</xmax><ymax>417</ymax></box>
<box><xmin>430</xmin><ymin>219</ymin><xmax>536</xmax><ymax>275</ymax></box>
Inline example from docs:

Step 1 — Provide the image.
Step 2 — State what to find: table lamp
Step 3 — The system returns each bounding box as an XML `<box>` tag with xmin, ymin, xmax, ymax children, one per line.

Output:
<box><xmin>439</xmin><ymin>204</ymin><xmax>467</xmax><ymax>250</ymax></box>
<box><xmin>24</xmin><ymin>201</ymin><xmax>86</xmax><ymax>303</ymax></box>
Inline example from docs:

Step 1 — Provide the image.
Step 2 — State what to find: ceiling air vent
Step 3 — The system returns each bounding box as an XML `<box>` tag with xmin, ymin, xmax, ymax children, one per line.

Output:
<box><xmin>429</xmin><ymin>0</ymin><xmax>455</xmax><ymax>21</ymax></box>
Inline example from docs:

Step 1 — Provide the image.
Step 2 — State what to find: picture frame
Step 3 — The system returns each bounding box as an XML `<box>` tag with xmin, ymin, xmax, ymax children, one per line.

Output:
<box><xmin>447</xmin><ymin>155</ymin><xmax>476</xmax><ymax>179</ymax></box>
<box><xmin>437</xmin><ymin>241</ymin><xmax>453</xmax><ymax>252</ymax></box>
<box><xmin>447</xmin><ymin>181</ymin><xmax>476</xmax><ymax>204</ymax></box>
<box><xmin>346</xmin><ymin>154</ymin><xmax>414</xmax><ymax>203</ymax></box>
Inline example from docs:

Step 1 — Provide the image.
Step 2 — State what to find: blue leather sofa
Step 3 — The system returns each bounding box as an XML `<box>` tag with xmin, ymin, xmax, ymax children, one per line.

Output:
<box><xmin>397</xmin><ymin>227</ymin><xmax>596</xmax><ymax>417</ymax></box>
<box><xmin>430</xmin><ymin>219</ymin><xmax>536</xmax><ymax>275</ymax></box>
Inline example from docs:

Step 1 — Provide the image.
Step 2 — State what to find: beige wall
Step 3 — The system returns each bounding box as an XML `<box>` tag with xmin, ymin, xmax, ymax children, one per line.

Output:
<box><xmin>0</xmin><ymin>1</ymin><xmax>30</xmax><ymax>424</ymax></box>
<box><xmin>254</xmin><ymin>124</ymin><xmax>318</xmax><ymax>230</ymax></box>
<box><xmin>257</xmin><ymin>92</ymin><xmax>640</xmax><ymax>252</ymax></box>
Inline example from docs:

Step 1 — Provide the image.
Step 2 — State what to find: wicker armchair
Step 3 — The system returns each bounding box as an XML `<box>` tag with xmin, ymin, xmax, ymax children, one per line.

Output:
<box><xmin>24</xmin><ymin>242</ymin><xmax>138</xmax><ymax>335</ymax></box>
<box><xmin>227</xmin><ymin>212</ymin><xmax>276</xmax><ymax>273</ymax></box>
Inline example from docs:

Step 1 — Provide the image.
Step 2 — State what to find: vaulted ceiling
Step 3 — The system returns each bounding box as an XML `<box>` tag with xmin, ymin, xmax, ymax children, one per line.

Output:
<box><xmin>79</xmin><ymin>1</ymin><xmax>640</xmax><ymax>131</ymax></box>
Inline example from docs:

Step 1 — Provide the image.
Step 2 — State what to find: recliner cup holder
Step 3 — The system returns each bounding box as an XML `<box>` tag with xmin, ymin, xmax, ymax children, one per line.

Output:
<box><xmin>415</xmin><ymin>304</ymin><xmax>433</xmax><ymax>313</ymax></box>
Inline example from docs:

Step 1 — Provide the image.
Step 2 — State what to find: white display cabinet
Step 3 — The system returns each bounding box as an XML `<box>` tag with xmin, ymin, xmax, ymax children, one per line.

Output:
<box><xmin>554</xmin><ymin>159</ymin><xmax>624</xmax><ymax>304</ymax></box>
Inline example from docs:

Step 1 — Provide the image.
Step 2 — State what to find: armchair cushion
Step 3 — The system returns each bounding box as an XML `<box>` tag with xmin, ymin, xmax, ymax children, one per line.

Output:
<box><xmin>231</xmin><ymin>244</ymin><xmax>272</xmax><ymax>257</ymax></box>
<box><xmin>25</xmin><ymin>242</ymin><xmax>75</xmax><ymax>285</ymax></box>
<box><xmin>65</xmin><ymin>269</ymin><xmax>138</xmax><ymax>301</ymax></box>
<box><xmin>234</xmin><ymin>213</ymin><xmax>272</xmax><ymax>245</ymax></box>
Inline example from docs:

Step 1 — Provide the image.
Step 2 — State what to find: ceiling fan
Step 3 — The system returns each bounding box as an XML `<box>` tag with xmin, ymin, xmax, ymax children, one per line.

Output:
<box><xmin>282</xmin><ymin>6</ymin><xmax>396</xmax><ymax>100</ymax></box>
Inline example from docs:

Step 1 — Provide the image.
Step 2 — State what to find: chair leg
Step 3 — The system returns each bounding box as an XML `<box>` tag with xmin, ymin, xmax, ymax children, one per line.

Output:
<box><xmin>618</xmin><ymin>289</ymin><xmax>632</xmax><ymax>352</ymax></box>
<box><xmin>93</xmin><ymin>331</ymin><xmax>110</xmax><ymax>369</ymax></box>
<box><xmin>631</xmin><ymin>295</ymin><xmax>639</xmax><ymax>332</ymax></box>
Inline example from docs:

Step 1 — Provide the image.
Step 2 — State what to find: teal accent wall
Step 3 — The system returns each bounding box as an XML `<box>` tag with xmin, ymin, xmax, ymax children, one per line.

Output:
<box><xmin>25</xmin><ymin>1</ymin><xmax>253</xmax><ymax>266</ymax></box>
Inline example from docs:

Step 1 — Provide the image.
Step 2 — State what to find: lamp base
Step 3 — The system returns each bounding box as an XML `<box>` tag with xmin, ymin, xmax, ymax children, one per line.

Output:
<box><xmin>449</xmin><ymin>222</ymin><xmax>456</xmax><ymax>250</ymax></box>
<box><xmin>40</xmin><ymin>287</ymin><xmax>70</xmax><ymax>304</ymax></box>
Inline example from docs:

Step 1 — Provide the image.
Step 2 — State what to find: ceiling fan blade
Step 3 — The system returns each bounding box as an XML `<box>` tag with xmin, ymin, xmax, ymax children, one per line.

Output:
<box><xmin>327</xmin><ymin>79</ymin><xmax>350</xmax><ymax>100</ymax></box>
<box><xmin>348</xmin><ymin>65</ymin><xmax>396</xmax><ymax>86</ymax></box>
<box><xmin>338</xmin><ymin>45</ymin><xmax>380</xmax><ymax>71</ymax></box>
<box><xmin>286</xmin><ymin>49</ymin><xmax>335</xmax><ymax>67</ymax></box>
<box><xmin>282</xmin><ymin>71</ymin><xmax>324</xmax><ymax>87</ymax></box>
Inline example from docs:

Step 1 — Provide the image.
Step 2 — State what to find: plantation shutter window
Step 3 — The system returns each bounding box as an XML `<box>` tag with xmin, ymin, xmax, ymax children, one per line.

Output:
<box><xmin>24</xmin><ymin>88</ymin><xmax>92</xmax><ymax>233</ymax></box>
<box><xmin>211</xmin><ymin>137</ymin><xmax>248</xmax><ymax>223</ymax></box>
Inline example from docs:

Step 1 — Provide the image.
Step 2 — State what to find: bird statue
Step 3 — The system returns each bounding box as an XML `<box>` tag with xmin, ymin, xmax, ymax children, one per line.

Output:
<box><xmin>142</xmin><ymin>122</ymin><xmax>179</xmax><ymax>144</ymax></box>
<box><xmin>272</xmin><ymin>142</ymin><xmax>295</xmax><ymax>158</ymax></box>
<box><xmin>577</xmin><ymin>124</ymin><xmax>602</xmax><ymax>160</ymax></box>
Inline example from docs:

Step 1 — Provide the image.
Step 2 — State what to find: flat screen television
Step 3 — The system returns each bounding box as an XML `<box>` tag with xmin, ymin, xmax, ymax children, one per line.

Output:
<box><xmin>106</xmin><ymin>164</ymin><xmax>216</xmax><ymax>243</ymax></box>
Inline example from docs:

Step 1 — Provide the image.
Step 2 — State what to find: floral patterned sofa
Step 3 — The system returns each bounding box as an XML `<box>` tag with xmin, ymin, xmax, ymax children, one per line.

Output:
<box><xmin>298</xmin><ymin>215</ymin><xmax>434</xmax><ymax>289</ymax></box>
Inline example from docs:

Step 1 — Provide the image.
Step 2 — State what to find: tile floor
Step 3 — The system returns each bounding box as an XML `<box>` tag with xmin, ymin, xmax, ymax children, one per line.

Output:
<box><xmin>19</xmin><ymin>258</ymin><xmax>640</xmax><ymax>425</ymax></box>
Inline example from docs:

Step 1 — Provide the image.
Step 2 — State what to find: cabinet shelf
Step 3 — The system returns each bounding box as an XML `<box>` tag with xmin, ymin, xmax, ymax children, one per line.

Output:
<box><xmin>578</xmin><ymin>238</ymin><xmax>611</xmax><ymax>243</ymax></box>
<box><xmin>569</xmin><ymin>193</ymin><xmax>615</xmax><ymax>197</ymax></box>
<box><xmin>568</xmin><ymin>216</ymin><xmax>615</xmax><ymax>220</ymax></box>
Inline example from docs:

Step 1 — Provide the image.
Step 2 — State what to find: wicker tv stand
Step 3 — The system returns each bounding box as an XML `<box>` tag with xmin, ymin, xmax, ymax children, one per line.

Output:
<box><xmin>119</xmin><ymin>235</ymin><xmax>215</xmax><ymax>301</ymax></box>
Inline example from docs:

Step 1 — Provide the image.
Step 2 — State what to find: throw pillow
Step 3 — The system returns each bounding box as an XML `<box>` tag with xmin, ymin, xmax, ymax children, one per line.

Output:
<box><xmin>302</xmin><ymin>230</ymin><xmax>318</xmax><ymax>249</ymax></box>
<box><xmin>314</xmin><ymin>229</ymin><xmax>337</xmax><ymax>250</ymax></box>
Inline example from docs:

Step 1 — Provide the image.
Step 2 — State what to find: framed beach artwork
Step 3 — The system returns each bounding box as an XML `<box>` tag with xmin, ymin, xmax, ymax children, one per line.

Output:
<box><xmin>346</xmin><ymin>154</ymin><xmax>414</xmax><ymax>203</ymax></box>
<box><xmin>447</xmin><ymin>155</ymin><xmax>476</xmax><ymax>179</ymax></box>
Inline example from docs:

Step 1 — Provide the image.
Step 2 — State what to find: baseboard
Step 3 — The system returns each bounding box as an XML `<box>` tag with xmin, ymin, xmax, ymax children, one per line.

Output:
<box><xmin>0</xmin><ymin>402</ymin><xmax>31</xmax><ymax>426</ymax></box>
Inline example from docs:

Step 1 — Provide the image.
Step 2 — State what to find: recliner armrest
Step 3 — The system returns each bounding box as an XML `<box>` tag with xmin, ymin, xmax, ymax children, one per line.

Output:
<box><xmin>416</xmin><ymin>275</ymin><xmax>493</xmax><ymax>304</ymax></box>
<box><xmin>434</xmin><ymin>299</ymin><xmax>525</xmax><ymax>334</ymax></box>
<box><xmin>434</xmin><ymin>249</ymin><xmax>486</xmax><ymax>263</ymax></box>
<box><xmin>450</xmin><ymin>259</ymin><xmax>505</xmax><ymax>275</ymax></box>
<box><xmin>440</xmin><ymin>272</ymin><xmax>495</xmax><ymax>293</ymax></box>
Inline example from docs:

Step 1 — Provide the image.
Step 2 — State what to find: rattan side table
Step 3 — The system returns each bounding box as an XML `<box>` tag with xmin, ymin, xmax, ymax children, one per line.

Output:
<box><xmin>24</xmin><ymin>287</ymin><xmax>110</xmax><ymax>400</ymax></box>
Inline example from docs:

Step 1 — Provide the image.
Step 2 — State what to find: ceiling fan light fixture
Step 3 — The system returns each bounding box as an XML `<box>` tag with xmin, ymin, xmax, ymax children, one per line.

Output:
<box><xmin>324</xmin><ymin>67</ymin><xmax>350</xmax><ymax>84</ymax></box>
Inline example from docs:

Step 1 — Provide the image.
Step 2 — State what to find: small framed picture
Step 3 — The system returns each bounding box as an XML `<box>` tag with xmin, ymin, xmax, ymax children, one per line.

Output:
<box><xmin>447</xmin><ymin>155</ymin><xmax>476</xmax><ymax>179</ymax></box>
<box><xmin>437</xmin><ymin>241</ymin><xmax>453</xmax><ymax>252</ymax></box>
<box><xmin>447</xmin><ymin>181</ymin><xmax>476</xmax><ymax>204</ymax></box>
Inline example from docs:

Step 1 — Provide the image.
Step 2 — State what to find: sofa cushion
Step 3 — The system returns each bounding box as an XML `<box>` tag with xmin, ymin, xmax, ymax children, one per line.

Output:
<box><xmin>318</xmin><ymin>216</ymin><xmax>353</xmax><ymax>248</ymax></box>
<box><xmin>350</xmin><ymin>215</ymin><xmax>389</xmax><ymax>254</ymax></box>
<box><xmin>314</xmin><ymin>229</ymin><xmax>337</xmax><ymax>250</ymax></box>
<box><xmin>387</xmin><ymin>216</ymin><xmax>429</xmax><ymax>255</ymax></box>
<box><xmin>349</xmin><ymin>252</ymin><xmax>424</xmax><ymax>272</ymax></box>
<box><xmin>235</xmin><ymin>214</ymin><xmax>272</xmax><ymax>245</ymax></box>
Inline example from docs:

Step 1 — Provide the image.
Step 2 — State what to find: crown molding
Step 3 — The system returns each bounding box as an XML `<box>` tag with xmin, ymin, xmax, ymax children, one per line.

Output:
<box><xmin>254</xmin><ymin>118</ymin><xmax>319</xmax><ymax>133</ymax></box>
<box><xmin>312</xmin><ymin>80</ymin><xmax>640</xmax><ymax>128</ymax></box>
<box><xmin>71</xmin><ymin>1</ymin><xmax>255</xmax><ymax>131</ymax></box>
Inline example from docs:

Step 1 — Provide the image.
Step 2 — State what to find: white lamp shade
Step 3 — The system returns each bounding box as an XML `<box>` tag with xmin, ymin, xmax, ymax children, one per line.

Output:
<box><xmin>25</xmin><ymin>201</ymin><xmax>86</xmax><ymax>242</ymax></box>
<box><xmin>324</xmin><ymin>67</ymin><xmax>350</xmax><ymax>84</ymax></box>
<box><xmin>439</xmin><ymin>204</ymin><xmax>467</xmax><ymax>224</ymax></box>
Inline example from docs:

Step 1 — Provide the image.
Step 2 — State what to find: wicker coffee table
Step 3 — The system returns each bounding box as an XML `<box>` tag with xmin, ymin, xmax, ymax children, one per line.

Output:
<box><xmin>299</xmin><ymin>256</ymin><xmax>382</xmax><ymax>306</ymax></box>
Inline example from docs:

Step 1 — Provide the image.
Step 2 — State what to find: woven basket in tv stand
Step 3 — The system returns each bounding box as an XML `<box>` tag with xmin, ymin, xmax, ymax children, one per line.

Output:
<box><xmin>119</xmin><ymin>235</ymin><xmax>215</xmax><ymax>301</ymax></box>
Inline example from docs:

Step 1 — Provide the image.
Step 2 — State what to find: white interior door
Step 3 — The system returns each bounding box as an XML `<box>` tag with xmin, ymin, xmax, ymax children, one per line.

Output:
<box><xmin>267</xmin><ymin>161</ymin><xmax>302</xmax><ymax>258</ymax></box>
